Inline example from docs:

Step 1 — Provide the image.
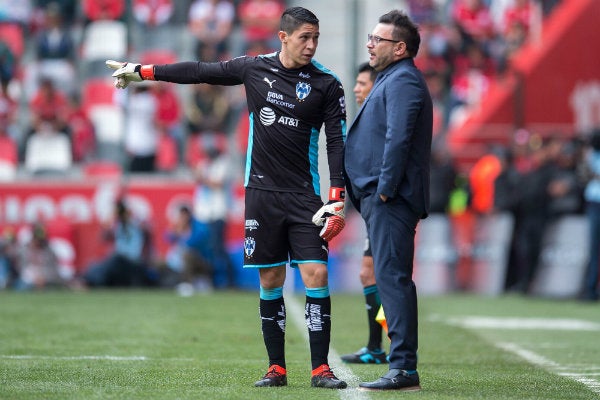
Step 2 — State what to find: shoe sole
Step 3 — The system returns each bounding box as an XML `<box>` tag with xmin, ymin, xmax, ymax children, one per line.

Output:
<box><xmin>358</xmin><ymin>384</ymin><xmax>421</xmax><ymax>392</ymax></box>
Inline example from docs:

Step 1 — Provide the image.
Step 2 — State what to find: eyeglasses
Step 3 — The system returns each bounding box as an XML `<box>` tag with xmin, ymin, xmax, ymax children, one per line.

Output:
<box><xmin>367</xmin><ymin>34</ymin><xmax>401</xmax><ymax>45</ymax></box>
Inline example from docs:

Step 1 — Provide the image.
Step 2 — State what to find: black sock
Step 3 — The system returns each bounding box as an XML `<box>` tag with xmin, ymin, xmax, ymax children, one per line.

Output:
<box><xmin>305</xmin><ymin>295</ymin><xmax>331</xmax><ymax>370</ymax></box>
<box><xmin>259</xmin><ymin>297</ymin><xmax>286</xmax><ymax>369</ymax></box>
<box><xmin>365</xmin><ymin>285</ymin><xmax>383</xmax><ymax>351</ymax></box>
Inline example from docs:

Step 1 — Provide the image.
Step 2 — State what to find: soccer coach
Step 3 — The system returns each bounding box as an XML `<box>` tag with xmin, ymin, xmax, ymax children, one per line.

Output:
<box><xmin>344</xmin><ymin>10</ymin><xmax>433</xmax><ymax>391</ymax></box>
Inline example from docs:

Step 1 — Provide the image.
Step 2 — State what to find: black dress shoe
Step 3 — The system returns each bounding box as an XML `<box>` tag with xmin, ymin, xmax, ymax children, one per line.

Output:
<box><xmin>359</xmin><ymin>369</ymin><xmax>421</xmax><ymax>391</ymax></box>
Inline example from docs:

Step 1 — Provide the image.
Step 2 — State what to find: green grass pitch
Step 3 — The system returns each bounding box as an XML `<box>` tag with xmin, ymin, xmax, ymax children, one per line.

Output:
<box><xmin>1</xmin><ymin>290</ymin><xmax>599</xmax><ymax>399</ymax></box>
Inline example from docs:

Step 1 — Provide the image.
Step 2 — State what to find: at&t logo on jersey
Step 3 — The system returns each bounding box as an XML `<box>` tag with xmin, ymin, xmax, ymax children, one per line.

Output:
<box><xmin>296</xmin><ymin>82</ymin><xmax>311</xmax><ymax>101</ymax></box>
<box><xmin>259</xmin><ymin>107</ymin><xmax>276</xmax><ymax>126</ymax></box>
<box><xmin>259</xmin><ymin>107</ymin><xmax>299</xmax><ymax>127</ymax></box>
<box><xmin>244</xmin><ymin>237</ymin><xmax>256</xmax><ymax>257</ymax></box>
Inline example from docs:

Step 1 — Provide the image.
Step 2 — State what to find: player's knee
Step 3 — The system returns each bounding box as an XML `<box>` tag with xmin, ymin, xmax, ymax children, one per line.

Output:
<box><xmin>302</xmin><ymin>264</ymin><xmax>328</xmax><ymax>287</ymax></box>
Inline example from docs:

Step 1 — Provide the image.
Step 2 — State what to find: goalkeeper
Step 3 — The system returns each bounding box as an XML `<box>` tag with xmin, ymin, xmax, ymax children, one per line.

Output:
<box><xmin>108</xmin><ymin>6</ymin><xmax>347</xmax><ymax>390</ymax></box>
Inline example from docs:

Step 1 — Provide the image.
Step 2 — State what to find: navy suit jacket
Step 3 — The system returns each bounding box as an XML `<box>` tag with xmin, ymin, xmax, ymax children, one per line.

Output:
<box><xmin>345</xmin><ymin>58</ymin><xmax>433</xmax><ymax>218</ymax></box>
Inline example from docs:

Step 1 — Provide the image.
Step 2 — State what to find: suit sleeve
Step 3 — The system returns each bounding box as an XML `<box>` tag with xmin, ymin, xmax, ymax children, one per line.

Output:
<box><xmin>323</xmin><ymin>80</ymin><xmax>347</xmax><ymax>189</ymax></box>
<box><xmin>377</xmin><ymin>70</ymin><xmax>424</xmax><ymax>198</ymax></box>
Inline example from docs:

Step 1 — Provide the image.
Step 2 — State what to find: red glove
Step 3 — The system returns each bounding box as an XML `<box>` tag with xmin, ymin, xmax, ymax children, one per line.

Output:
<box><xmin>312</xmin><ymin>187</ymin><xmax>346</xmax><ymax>241</ymax></box>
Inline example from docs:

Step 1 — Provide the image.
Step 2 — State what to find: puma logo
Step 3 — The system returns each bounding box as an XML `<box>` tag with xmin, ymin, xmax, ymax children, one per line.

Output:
<box><xmin>263</xmin><ymin>77</ymin><xmax>276</xmax><ymax>88</ymax></box>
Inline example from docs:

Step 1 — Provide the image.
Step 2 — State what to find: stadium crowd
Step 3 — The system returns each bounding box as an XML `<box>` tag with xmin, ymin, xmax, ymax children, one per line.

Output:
<box><xmin>4</xmin><ymin>0</ymin><xmax>597</xmax><ymax>301</ymax></box>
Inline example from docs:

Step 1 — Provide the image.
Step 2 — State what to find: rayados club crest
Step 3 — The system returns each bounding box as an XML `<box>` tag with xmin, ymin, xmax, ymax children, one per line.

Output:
<box><xmin>244</xmin><ymin>237</ymin><xmax>256</xmax><ymax>257</ymax></box>
<box><xmin>296</xmin><ymin>82</ymin><xmax>311</xmax><ymax>101</ymax></box>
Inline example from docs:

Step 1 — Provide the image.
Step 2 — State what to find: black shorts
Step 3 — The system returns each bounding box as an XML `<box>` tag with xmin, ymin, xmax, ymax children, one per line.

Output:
<box><xmin>243</xmin><ymin>188</ymin><xmax>328</xmax><ymax>268</ymax></box>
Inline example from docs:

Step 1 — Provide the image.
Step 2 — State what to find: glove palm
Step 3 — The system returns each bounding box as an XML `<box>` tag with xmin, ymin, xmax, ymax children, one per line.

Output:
<box><xmin>312</xmin><ymin>200</ymin><xmax>345</xmax><ymax>242</ymax></box>
<box><xmin>106</xmin><ymin>60</ymin><xmax>142</xmax><ymax>89</ymax></box>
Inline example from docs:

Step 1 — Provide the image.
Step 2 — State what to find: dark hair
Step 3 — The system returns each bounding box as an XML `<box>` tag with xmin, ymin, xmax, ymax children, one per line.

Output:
<box><xmin>357</xmin><ymin>62</ymin><xmax>378</xmax><ymax>83</ymax></box>
<box><xmin>379</xmin><ymin>10</ymin><xmax>421</xmax><ymax>57</ymax></box>
<box><xmin>280</xmin><ymin>7</ymin><xmax>319</xmax><ymax>34</ymax></box>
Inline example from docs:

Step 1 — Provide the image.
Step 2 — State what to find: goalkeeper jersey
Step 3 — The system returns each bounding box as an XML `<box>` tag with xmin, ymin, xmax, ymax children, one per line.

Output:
<box><xmin>153</xmin><ymin>52</ymin><xmax>347</xmax><ymax>195</ymax></box>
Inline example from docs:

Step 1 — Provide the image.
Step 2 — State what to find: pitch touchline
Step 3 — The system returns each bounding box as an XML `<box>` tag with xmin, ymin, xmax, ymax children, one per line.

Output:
<box><xmin>286</xmin><ymin>294</ymin><xmax>370</xmax><ymax>400</ymax></box>
<box><xmin>496</xmin><ymin>342</ymin><xmax>600</xmax><ymax>394</ymax></box>
<box><xmin>0</xmin><ymin>355</ymin><xmax>194</xmax><ymax>361</ymax></box>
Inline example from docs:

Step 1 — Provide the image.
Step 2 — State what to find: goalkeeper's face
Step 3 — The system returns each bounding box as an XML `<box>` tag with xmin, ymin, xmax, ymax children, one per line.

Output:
<box><xmin>279</xmin><ymin>23</ymin><xmax>319</xmax><ymax>69</ymax></box>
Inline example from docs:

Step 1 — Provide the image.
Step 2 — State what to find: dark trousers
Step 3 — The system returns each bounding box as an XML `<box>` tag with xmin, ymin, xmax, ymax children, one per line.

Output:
<box><xmin>360</xmin><ymin>193</ymin><xmax>419</xmax><ymax>370</ymax></box>
<box><xmin>585</xmin><ymin>201</ymin><xmax>600</xmax><ymax>298</ymax></box>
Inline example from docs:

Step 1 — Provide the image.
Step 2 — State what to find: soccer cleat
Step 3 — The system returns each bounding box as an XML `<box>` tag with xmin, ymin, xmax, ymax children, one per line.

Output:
<box><xmin>340</xmin><ymin>347</ymin><xmax>388</xmax><ymax>364</ymax></box>
<box><xmin>311</xmin><ymin>364</ymin><xmax>347</xmax><ymax>389</ymax></box>
<box><xmin>254</xmin><ymin>365</ymin><xmax>287</xmax><ymax>387</ymax></box>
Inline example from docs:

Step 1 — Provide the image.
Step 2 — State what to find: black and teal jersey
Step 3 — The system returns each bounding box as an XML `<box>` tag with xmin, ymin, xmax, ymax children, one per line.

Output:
<box><xmin>154</xmin><ymin>52</ymin><xmax>346</xmax><ymax>195</ymax></box>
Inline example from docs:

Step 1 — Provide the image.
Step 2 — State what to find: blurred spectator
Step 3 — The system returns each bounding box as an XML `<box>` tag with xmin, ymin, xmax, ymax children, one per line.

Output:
<box><xmin>507</xmin><ymin>138</ymin><xmax>555</xmax><ymax>294</ymax></box>
<box><xmin>582</xmin><ymin>129</ymin><xmax>600</xmax><ymax>301</ymax></box>
<box><xmin>35</xmin><ymin>3</ymin><xmax>74</xmax><ymax>61</ymax></box>
<box><xmin>28</xmin><ymin>77</ymin><xmax>69</xmax><ymax>135</ymax></box>
<box><xmin>34</xmin><ymin>2</ymin><xmax>76</xmax><ymax>94</ymax></box>
<box><xmin>0</xmin><ymin>227</ymin><xmax>19</xmax><ymax>289</ymax></box>
<box><xmin>429</xmin><ymin>144</ymin><xmax>458</xmax><ymax>213</ymax></box>
<box><xmin>406</xmin><ymin>0</ymin><xmax>439</xmax><ymax>24</ymax></box>
<box><xmin>115</xmin><ymin>83</ymin><xmax>159</xmax><ymax>173</ymax></box>
<box><xmin>448</xmin><ymin>42</ymin><xmax>495</xmax><ymax>128</ymax></box>
<box><xmin>34</xmin><ymin>0</ymin><xmax>78</xmax><ymax>26</ymax></box>
<box><xmin>236</xmin><ymin>0</ymin><xmax>286</xmax><ymax>54</ymax></box>
<box><xmin>66</xmin><ymin>94</ymin><xmax>96</xmax><ymax>163</ymax></box>
<box><xmin>23</xmin><ymin>117</ymin><xmax>73</xmax><ymax>174</ymax></box>
<box><xmin>162</xmin><ymin>204</ymin><xmax>213</xmax><ymax>294</ymax></box>
<box><xmin>546</xmin><ymin>138</ymin><xmax>584</xmax><ymax>218</ymax></box>
<box><xmin>501</xmin><ymin>0</ymin><xmax>533</xmax><ymax>34</ymax></box>
<box><xmin>424</xmin><ymin>70</ymin><xmax>450</xmax><ymax>137</ymax></box>
<box><xmin>491</xmin><ymin>18</ymin><xmax>528</xmax><ymax>72</ymax></box>
<box><xmin>133</xmin><ymin>0</ymin><xmax>174</xmax><ymax>27</ymax></box>
<box><xmin>0</xmin><ymin>119</ymin><xmax>18</xmax><ymax>180</ymax></box>
<box><xmin>188</xmin><ymin>0</ymin><xmax>235</xmax><ymax>61</ymax></box>
<box><xmin>192</xmin><ymin>138</ymin><xmax>236</xmax><ymax>288</ymax></box>
<box><xmin>451</xmin><ymin>0</ymin><xmax>496</xmax><ymax>45</ymax></box>
<box><xmin>82</xmin><ymin>0</ymin><xmax>126</xmax><ymax>22</ymax></box>
<box><xmin>493</xmin><ymin>146</ymin><xmax>520</xmax><ymax>213</ymax></box>
<box><xmin>468</xmin><ymin>149</ymin><xmax>503</xmax><ymax>215</ymax></box>
<box><xmin>152</xmin><ymin>81</ymin><xmax>183</xmax><ymax>151</ymax></box>
<box><xmin>185</xmin><ymin>83</ymin><xmax>231</xmax><ymax>136</ymax></box>
<box><xmin>82</xmin><ymin>199</ymin><xmax>151</xmax><ymax>287</ymax></box>
<box><xmin>14</xmin><ymin>223</ymin><xmax>64</xmax><ymax>291</ymax></box>
<box><xmin>0</xmin><ymin>39</ymin><xmax>16</xmax><ymax>91</ymax></box>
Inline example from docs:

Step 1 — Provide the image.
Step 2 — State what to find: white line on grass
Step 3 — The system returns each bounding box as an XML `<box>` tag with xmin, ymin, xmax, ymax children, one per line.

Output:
<box><xmin>496</xmin><ymin>342</ymin><xmax>600</xmax><ymax>394</ymax></box>
<box><xmin>432</xmin><ymin>315</ymin><xmax>600</xmax><ymax>331</ymax></box>
<box><xmin>0</xmin><ymin>355</ymin><xmax>194</xmax><ymax>361</ymax></box>
<box><xmin>286</xmin><ymin>295</ymin><xmax>370</xmax><ymax>400</ymax></box>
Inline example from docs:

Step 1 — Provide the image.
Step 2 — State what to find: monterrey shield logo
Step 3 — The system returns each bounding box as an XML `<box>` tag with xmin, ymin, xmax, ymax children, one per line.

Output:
<box><xmin>296</xmin><ymin>82</ymin><xmax>311</xmax><ymax>101</ymax></box>
<box><xmin>244</xmin><ymin>237</ymin><xmax>256</xmax><ymax>257</ymax></box>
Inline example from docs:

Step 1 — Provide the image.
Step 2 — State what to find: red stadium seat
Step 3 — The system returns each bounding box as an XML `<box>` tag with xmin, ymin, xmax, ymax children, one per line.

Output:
<box><xmin>83</xmin><ymin>160</ymin><xmax>123</xmax><ymax>178</ymax></box>
<box><xmin>81</xmin><ymin>78</ymin><xmax>116</xmax><ymax>115</ymax></box>
<box><xmin>140</xmin><ymin>49</ymin><xmax>177</xmax><ymax>65</ymax></box>
<box><xmin>156</xmin><ymin>133</ymin><xmax>179</xmax><ymax>171</ymax></box>
<box><xmin>0</xmin><ymin>22</ymin><xmax>24</xmax><ymax>59</ymax></box>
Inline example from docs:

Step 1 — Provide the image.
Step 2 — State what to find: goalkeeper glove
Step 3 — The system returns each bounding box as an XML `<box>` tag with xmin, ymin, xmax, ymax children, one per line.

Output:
<box><xmin>106</xmin><ymin>60</ymin><xmax>155</xmax><ymax>89</ymax></box>
<box><xmin>312</xmin><ymin>187</ymin><xmax>346</xmax><ymax>241</ymax></box>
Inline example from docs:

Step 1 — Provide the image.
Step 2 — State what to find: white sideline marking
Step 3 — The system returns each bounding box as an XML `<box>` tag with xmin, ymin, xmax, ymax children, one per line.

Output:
<box><xmin>0</xmin><ymin>355</ymin><xmax>193</xmax><ymax>361</ymax></box>
<box><xmin>496</xmin><ymin>342</ymin><xmax>600</xmax><ymax>394</ymax></box>
<box><xmin>286</xmin><ymin>295</ymin><xmax>370</xmax><ymax>400</ymax></box>
<box><xmin>434</xmin><ymin>315</ymin><xmax>600</xmax><ymax>331</ymax></box>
